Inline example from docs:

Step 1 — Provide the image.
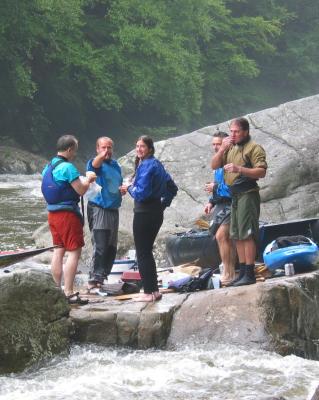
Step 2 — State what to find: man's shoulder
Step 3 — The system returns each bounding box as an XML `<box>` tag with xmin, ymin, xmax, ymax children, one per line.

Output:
<box><xmin>244</xmin><ymin>139</ymin><xmax>264</xmax><ymax>151</ymax></box>
<box><xmin>53</xmin><ymin>158</ymin><xmax>80</xmax><ymax>181</ymax></box>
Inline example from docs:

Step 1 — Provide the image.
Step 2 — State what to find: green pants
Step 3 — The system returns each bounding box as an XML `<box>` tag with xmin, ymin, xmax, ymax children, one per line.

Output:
<box><xmin>230</xmin><ymin>191</ymin><xmax>260</xmax><ymax>241</ymax></box>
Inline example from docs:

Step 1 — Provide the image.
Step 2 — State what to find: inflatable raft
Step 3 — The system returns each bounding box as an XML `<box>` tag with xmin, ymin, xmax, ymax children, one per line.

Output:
<box><xmin>263</xmin><ymin>237</ymin><xmax>319</xmax><ymax>272</ymax></box>
<box><xmin>166</xmin><ymin>229</ymin><xmax>221</xmax><ymax>268</ymax></box>
<box><xmin>166</xmin><ymin>218</ymin><xmax>319</xmax><ymax>267</ymax></box>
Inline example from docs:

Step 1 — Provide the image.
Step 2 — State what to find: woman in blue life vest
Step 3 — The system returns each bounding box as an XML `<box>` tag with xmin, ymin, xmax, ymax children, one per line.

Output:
<box><xmin>120</xmin><ymin>135</ymin><xmax>178</xmax><ymax>302</ymax></box>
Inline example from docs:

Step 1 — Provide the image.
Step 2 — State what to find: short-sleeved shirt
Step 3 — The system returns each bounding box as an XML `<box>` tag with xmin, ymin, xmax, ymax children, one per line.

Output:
<box><xmin>222</xmin><ymin>139</ymin><xmax>267</xmax><ymax>187</ymax></box>
<box><xmin>42</xmin><ymin>156</ymin><xmax>80</xmax><ymax>185</ymax></box>
<box><xmin>87</xmin><ymin>158</ymin><xmax>122</xmax><ymax>209</ymax></box>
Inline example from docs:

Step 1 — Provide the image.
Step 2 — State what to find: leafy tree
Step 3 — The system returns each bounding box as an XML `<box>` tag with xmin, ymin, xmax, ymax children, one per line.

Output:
<box><xmin>0</xmin><ymin>0</ymin><xmax>318</xmax><ymax>155</ymax></box>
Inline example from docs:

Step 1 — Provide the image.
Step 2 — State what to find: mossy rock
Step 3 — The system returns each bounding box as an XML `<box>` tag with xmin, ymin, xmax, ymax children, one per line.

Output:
<box><xmin>0</xmin><ymin>268</ymin><xmax>71</xmax><ymax>374</ymax></box>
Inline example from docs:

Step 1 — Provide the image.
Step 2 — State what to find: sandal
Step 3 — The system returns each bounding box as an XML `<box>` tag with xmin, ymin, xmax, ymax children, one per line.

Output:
<box><xmin>66</xmin><ymin>292</ymin><xmax>89</xmax><ymax>305</ymax></box>
<box><xmin>86</xmin><ymin>281</ymin><xmax>103</xmax><ymax>294</ymax></box>
<box><xmin>86</xmin><ymin>287</ymin><xmax>101</xmax><ymax>295</ymax></box>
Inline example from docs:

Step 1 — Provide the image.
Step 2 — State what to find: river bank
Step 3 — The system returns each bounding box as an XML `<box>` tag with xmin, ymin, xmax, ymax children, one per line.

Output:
<box><xmin>2</xmin><ymin>266</ymin><xmax>319</xmax><ymax>374</ymax></box>
<box><xmin>2</xmin><ymin>265</ymin><xmax>319</xmax><ymax>399</ymax></box>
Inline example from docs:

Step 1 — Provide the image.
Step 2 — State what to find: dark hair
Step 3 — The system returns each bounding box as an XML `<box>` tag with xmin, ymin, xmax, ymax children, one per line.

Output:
<box><xmin>231</xmin><ymin>117</ymin><xmax>250</xmax><ymax>132</ymax></box>
<box><xmin>56</xmin><ymin>135</ymin><xmax>78</xmax><ymax>152</ymax></box>
<box><xmin>213</xmin><ymin>131</ymin><xmax>228</xmax><ymax>138</ymax></box>
<box><xmin>134</xmin><ymin>135</ymin><xmax>155</xmax><ymax>172</ymax></box>
<box><xmin>137</xmin><ymin>135</ymin><xmax>155</xmax><ymax>155</ymax></box>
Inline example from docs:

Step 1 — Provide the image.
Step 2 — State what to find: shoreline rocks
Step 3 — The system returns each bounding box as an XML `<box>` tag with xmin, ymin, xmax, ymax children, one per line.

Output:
<box><xmin>0</xmin><ymin>267</ymin><xmax>71</xmax><ymax>374</ymax></box>
<box><xmin>1</xmin><ymin>266</ymin><xmax>319</xmax><ymax>374</ymax></box>
<box><xmin>69</xmin><ymin>271</ymin><xmax>319</xmax><ymax>360</ymax></box>
<box><xmin>0</xmin><ymin>146</ymin><xmax>48</xmax><ymax>174</ymax></box>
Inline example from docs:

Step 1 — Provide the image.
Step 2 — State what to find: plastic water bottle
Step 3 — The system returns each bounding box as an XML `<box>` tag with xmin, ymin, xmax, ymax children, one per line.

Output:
<box><xmin>219</xmin><ymin>263</ymin><xmax>224</xmax><ymax>274</ymax></box>
<box><xmin>212</xmin><ymin>274</ymin><xmax>220</xmax><ymax>289</ymax></box>
<box><xmin>284</xmin><ymin>263</ymin><xmax>295</xmax><ymax>276</ymax></box>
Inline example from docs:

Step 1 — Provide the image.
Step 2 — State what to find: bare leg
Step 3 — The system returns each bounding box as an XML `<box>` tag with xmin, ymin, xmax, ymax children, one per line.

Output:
<box><xmin>235</xmin><ymin>240</ymin><xmax>246</xmax><ymax>264</ymax></box>
<box><xmin>243</xmin><ymin>237</ymin><xmax>257</xmax><ymax>265</ymax></box>
<box><xmin>63</xmin><ymin>248</ymin><xmax>82</xmax><ymax>296</ymax></box>
<box><xmin>235</xmin><ymin>237</ymin><xmax>257</xmax><ymax>265</ymax></box>
<box><xmin>216</xmin><ymin>224</ymin><xmax>236</xmax><ymax>284</ymax></box>
<box><xmin>51</xmin><ymin>247</ymin><xmax>65</xmax><ymax>287</ymax></box>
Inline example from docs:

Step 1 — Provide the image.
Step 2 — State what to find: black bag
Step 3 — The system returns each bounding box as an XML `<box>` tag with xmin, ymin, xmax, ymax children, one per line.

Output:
<box><xmin>161</xmin><ymin>176</ymin><xmax>178</xmax><ymax>209</ymax></box>
<box><xmin>271</xmin><ymin>235</ymin><xmax>312</xmax><ymax>251</ymax></box>
<box><xmin>169</xmin><ymin>268</ymin><xmax>213</xmax><ymax>293</ymax></box>
<box><xmin>100</xmin><ymin>282</ymin><xmax>140</xmax><ymax>296</ymax></box>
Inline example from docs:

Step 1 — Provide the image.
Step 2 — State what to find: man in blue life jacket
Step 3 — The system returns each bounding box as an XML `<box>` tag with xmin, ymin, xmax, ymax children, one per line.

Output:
<box><xmin>42</xmin><ymin>134</ymin><xmax>96</xmax><ymax>304</ymax></box>
<box><xmin>86</xmin><ymin>137</ymin><xmax>124</xmax><ymax>290</ymax></box>
<box><xmin>204</xmin><ymin>131</ymin><xmax>237</xmax><ymax>286</ymax></box>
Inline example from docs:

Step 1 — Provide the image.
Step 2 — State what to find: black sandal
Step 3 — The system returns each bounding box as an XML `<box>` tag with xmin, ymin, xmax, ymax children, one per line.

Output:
<box><xmin>66</xmin><ymin>292</ymin><xmax>89</xmax><ymax>305</ymax></box>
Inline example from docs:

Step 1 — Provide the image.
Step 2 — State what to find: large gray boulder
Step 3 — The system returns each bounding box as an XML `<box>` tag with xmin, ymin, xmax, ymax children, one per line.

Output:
<box><xmin>167</xmin><ymin>271</ymin><xmax>319</xmax><ymax>359</ymax></box>
<box><xmin>69</xmin><ymin>272</ymin><xmax>319</xmax><ymax>360</ymax></box>
<box><xmin>0</xmin><ymin>146</ymin><xmax>48</xmax><ymax>174</ymax></box>
<box><xmin>0</xmin><ymin>267</ymin><xmax>71</xmax><ymax>374</ymax></box>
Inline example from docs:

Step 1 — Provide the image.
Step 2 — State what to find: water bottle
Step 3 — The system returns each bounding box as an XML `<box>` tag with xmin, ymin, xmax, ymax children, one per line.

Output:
<box><xmin>212</xmin><ymin>274</ymin><xmax>221</xmax><ymax>289</ymax></box>
<box><xmin>284</xmin><ymin>263</ymin><xmax>295</xmax><ymax>276</ymax></box>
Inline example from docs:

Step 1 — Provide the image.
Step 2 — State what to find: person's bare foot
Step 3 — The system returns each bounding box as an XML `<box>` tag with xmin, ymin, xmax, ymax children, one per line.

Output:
<box><xmin>86</xmin><ymin>282</ymin><xmax>102</xmax><ymax>293</ymax></box>
<box><xmin>133</xmin><ymin>293</ymin><xmax>154</xmax><ymax>302</ymax></box>
<box><xmin>152</xmin><ymin>291</ymin><xmax>162</xmax><ymax>301</ymax></box>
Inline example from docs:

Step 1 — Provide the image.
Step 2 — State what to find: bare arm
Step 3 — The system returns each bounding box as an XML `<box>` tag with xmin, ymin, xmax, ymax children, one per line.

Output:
<box><xmin>71</xmin><ymin>174</ymin><xmax>96</xmax><ymax>196</ymax></box>
<box><xmin>211</xmin><ymin>136</ymin><xmax>233</xmax><ymax>169</ymax></box>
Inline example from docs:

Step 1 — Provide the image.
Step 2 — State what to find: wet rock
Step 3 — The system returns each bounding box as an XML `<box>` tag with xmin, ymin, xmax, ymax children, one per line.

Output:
<box><xmin>0</xmin><ymin>267</ymin><xmax>71</xmax><ymax>374</ymax></box>
<box><xmin>167</xmin><ymin>272</ymin><xmax>319</xmax><ymax>360</ymax></box>
<box><xmin>311</xmin><ymin>386</ymin><xmax>319</xmax><ymax>400</ymax></box>
<box><xmin>70</xmin><ymin>293</ymin><xmax>186</xmax><ymax>348</ymax></box>
<box><xmin>0</xmin><ymin>146</ymin><xmax>48</xmax><ymax>174</ymax></box>
<box><xmin>68</xmin><ymin>272</ymin><xmax>319</xmax><ymax>359</ymax></box>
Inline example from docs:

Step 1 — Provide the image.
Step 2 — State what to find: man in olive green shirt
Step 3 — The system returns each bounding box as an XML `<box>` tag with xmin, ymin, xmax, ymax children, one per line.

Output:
<box><xmin>211</xmin><ymin>117</ymin><xmax>267</xmax><ymax>286</ymax></box>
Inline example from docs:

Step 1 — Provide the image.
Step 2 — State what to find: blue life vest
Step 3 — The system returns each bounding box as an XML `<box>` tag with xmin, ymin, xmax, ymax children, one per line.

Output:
<box><xmin>214</xmin><ymin>168</ymin><xmax>231</xmax><ymax>198</ymax></box>
<box><xmin>41</xmin><ymin>158</ymin><xmax>80</xmax><ymax>205</ymax></box>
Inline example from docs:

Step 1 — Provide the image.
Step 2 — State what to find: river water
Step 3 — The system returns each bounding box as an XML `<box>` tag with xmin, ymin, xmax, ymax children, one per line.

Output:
<box><xmin>0</xmin><ymin>175</ymin><xmax>318</xmax><ymax>400</ymax></box>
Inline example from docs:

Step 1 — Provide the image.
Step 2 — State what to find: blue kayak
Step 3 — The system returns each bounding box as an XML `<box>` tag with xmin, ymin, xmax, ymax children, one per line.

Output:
<box><xmin>263</xmin><ymin>238</ymin><xmax>319</xmax><ymax>271</ymax></box>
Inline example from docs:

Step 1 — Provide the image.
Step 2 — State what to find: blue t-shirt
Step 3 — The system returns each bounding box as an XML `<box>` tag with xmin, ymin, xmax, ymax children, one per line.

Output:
<box><xmin>87</xmin><ymin>158</ymin><xmax>122</xmax><ymax>209</ymax></box>
<box><xmin>42</xmin><ymin>156</ymin><xmax>80</xmax><ymax>184</ymax></box>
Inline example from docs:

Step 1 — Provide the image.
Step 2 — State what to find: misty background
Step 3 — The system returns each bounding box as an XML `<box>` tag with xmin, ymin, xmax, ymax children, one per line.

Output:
<box><xmin>1</xmin><ymin>0</ymin><xmax>318</xmax><ymax>160</ymax></box>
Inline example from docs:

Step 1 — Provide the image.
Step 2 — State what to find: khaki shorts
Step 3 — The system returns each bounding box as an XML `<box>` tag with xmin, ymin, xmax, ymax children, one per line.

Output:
<box><xmin>230</xmin><ymin>191</ymin><xmax>260</xmax><ymax>241</ymax></box>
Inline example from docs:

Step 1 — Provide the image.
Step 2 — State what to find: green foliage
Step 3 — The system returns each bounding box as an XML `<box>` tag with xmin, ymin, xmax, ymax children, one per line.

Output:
<box><xmin>0</xmin><ymin>0</ymin><xmax>318</xmax><ymax>154</ymax></box>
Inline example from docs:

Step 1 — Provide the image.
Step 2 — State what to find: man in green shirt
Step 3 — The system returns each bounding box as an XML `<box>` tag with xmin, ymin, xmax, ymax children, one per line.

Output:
<box><xmin>211</xmin><ymin>117</ymin><xmax>267</xmax><ymax>286</ymax></box>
